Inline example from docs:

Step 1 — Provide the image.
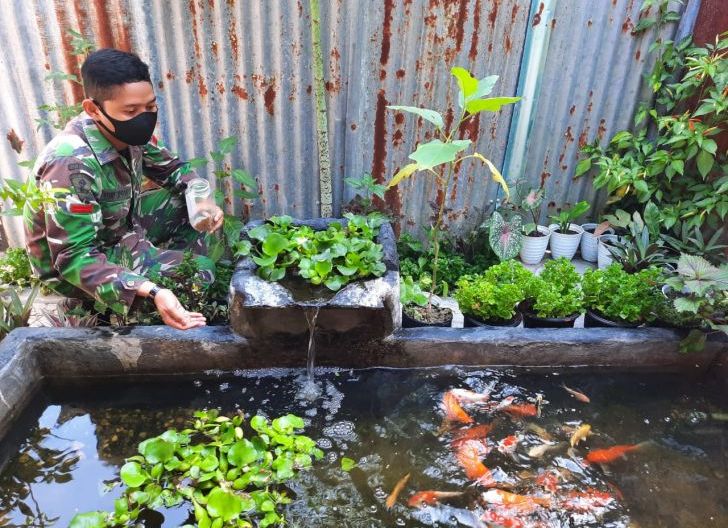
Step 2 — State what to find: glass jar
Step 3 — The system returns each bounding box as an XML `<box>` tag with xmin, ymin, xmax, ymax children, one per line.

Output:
<box><xmin>185</xmin><ymin>178</ymin><xmax>215</xmax><ymax>232</ymax></box>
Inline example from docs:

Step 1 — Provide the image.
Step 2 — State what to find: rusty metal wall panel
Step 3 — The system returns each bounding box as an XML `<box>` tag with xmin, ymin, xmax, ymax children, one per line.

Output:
<box><xmin>514</xmin><ymin>0</ymin><xmax>686</xmax><ymax>220</ymax></box>
<box><xmin>0</xmin><ymin>0</ymin><xmax>690</xmax><ymax>248</ymax></box>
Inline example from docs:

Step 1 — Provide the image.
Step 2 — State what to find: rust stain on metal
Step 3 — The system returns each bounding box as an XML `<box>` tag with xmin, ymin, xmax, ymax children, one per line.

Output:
<box><xmin>621</xmin><ymin>17</ymin><xmax>633</xmax><ymax>33</ymax></box>
<box><xmin>540</xmin><ymin>171</ymin><xmax>550</xmax><ymax>187</ymax></box>
<box><xmin>550</xmin><ymin>18</ymin><xmax>556</xmax><ymax>29</ymax></box>
<box><xmin>379</xmin><ymin>69</ymin><xmax>387</xmax><ymax>80</ymax></box>
<box><xmin>635</xmin><ymin>49</ymin><xmax>641</xmax><ymax>61</ymax></box>
<box><xmin>197</xmin><ymin>73</ymin><xmax>208</xmax><ymax>97</ymax></box>
<box><xmin>306</xmin><ymin>84</ymin><xmax>312</xmax><ymax>94</ymax></box>
<box><xmin>52</xmin><ymin>3</ymin><xmax>85</xmax><ymax>102</ymax></box>
<box><xmin>350</xmin><ymin>123</ymin><xmax>357</xmax><ymax>131</ymax></box>
<box><xmin>597</xmin><ymin>118</ymin><xmax>607</xmax><ymax>140</ymax></box>
<box><xmin>327</xmin><ymin>47</ymin><xmax>341</xmax><ymax>93</ymax></box>
<box><xmin>488</xmin><ymin>0</ymin><xmax>500</xmax><ymax>27</ymax></box>
<box><xmin>532</xmin><ymin>2</ymin><xmax>544</xmax><ymax>26</ymax></box>
<box><xmin>565</xmin><ymin>126</ymin><xmax>574</xmax><ymax>142</ymax></box>
<box><xmin>468</xmin><ymin>0</ymin><xmax>481</xmax><ymax>60</ymax></box>
<box><xmin>587</xmin><ymin>19</ymin><xmax>593</xmax><ymax>27</ymax></box>
<box><xmin>393</xmin><ymin>129</ymin><xmax>404</xmax><ymax>146</ymax></box>
<box><xmin>264</xmin><ymin>85</ymin><xmax>276</xmax><ymax>115</ymax></box>
<box><xmin>380</xmin><ymin>0</ymin><xmax>394</xmax><ymax>66</ymax></box>
<box><xmin>458</xmin><ymin>114</ymin><xmax>481</xmax><ymax>143</ymax></box>
<box><xmin>215</xmin><ymin>81</ymin><xmax>225</xmax><ymax>94</ymax></box>
<box><xmin>569</xmin><ymin>105</ymin><xmax>576</xmax><ymax>115</ymax></box>
<box><xmin>166</xmin><ymin>71</ymin><xmax>176</xmax><ymax>80</ymax></box>
<box><xmin>186</xmin><ymin>68</ymin><xmax>194</xmax><ymax>85</ymax></box>
<box><xmin>229</xmin><ymin>18</ymin><xmax>240</xmax><ymax>60</ymax></box>
<box><xmin>488</xmin><ymin>41</ymin><xmax>493</xmax><ymax>53</ymax></box>
<box><xmin>231</xmin><ymin>84</ymin><xmax>248</xmax><ymax>99</ymax></box>
<box><xmin>371</xmin><ymin>89</ymin><xmax>389</xmax><ymax>184</ymax></box>
<box><xmin>6</xmin><ymin>129</ymin><xmax>23</xmax><ymax>154</ymax></box>
<box><xmin>211</xmin><ymin>41</ymin><xmax>219</xmax><ymax>57</ymax></box>
<box><xmin>157</xmin><ymin>80</ymin><xmax>164</xmax><ymax>90</ymax></box>
<box><xmin>188</xmin><ymin>0</ymin><xmax>203</xmax><ymax>60</ymax></box>
<box><xmin>578</xmin><ymin>128</ymin><xmax>590</xmax><ymax>147</ymax></box>
<box><xmin>396</xmin><ymin>68</ymin><xmax>406</xmax><ymax>79</ymax></box>
<box><xmin>453</xmin><ymin>0</ymin><xmax>469</xmax><ymax>51</ymax></box>
<box><xmin>504</xmin><ymin>34</ymin><xmax>512</xmax><ymax>53</ymax></box>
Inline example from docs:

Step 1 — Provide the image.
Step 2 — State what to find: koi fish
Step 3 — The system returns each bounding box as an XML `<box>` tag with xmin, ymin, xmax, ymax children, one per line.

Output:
<box><xmin>407</xmin><ymin>490</ymin><xmax>464</xmax><ymax>508</ymax></box>
<box><xmin>525</xmin><ymin>422</ymin><xmax>554</xmax><ymax>441</ymax></box>
<box><xmin>503</xmin><ymin>403</ymin><xmax>539</xmax><ymax>417</ymax></box>
<box><xmin>570</xmin><ymin>424</ymin><xmax>592</xmax><ymax>447</ymax></box>
<box><xmin>450</xmin><ymin>388</ymin><xmax>491</xmax><ymax>404</ymax></box>
<box><xmin>456</xmin><ymin>440</ymin><xmax>495</xmax><ymax>486</ymax></box>
<box><xmin>534</xmin><ymin>469</ymin><xmax>560</xmax><ymax>493</ymax></box>
<box><xmin>481</xmin><ymin>489</ymin><xmax>552</xmax><ymax>509</ymax></box>
<box><xmin>497</xmin><ymin>435</ymin><xmax>519</xmax><ymax>455</ymax></box>
<box><xmin>584</xmin><ymin>443</ymin><xmax>645</xmax><ymax>465</ymax></box>
<box><xmin>451</xmin><ymin>423</ymin><xmax>494</xmax><ymax>448</ymax></box>
<box><xmin>559</xmin><ymin>488</ymin><xmax>615</xmax><ymax>512</ymax></box>
<box><xmin>527</xmin><ymin>441</ymin><xmax>565</xmax><ymax>458</ymax></box>
<box><xmin>480</xmin><ymin>508</ymin><xmax>528</xmax><ymax>528</ymax></box>
<box><xmin>385</xmin><ymin>472</ymin><xmax>411</xmax><ymax>509</ymax></box>
<box><xmin>441</xmin><ymin>391</ymin><xmax>474</xmax><ymax>425</ymax></box>
<box><xmin>562</xmin><ymin>384</ymin><xmax>590</xmax><ymax>403</ymax></box>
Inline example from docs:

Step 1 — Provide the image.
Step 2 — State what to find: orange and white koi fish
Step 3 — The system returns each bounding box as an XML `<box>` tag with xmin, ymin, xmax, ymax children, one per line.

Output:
<box><xmin>569</xmin><ymin>424</ymin><xmax>592</xmax><ymax>447</ymax></box>
<box><xmin>385</xmin><ymin>472</ymin><xmax>411</xmax><ymax>509</ymax></box>
<box><xmin>497</xmin><ymin>435</ymin><xmax>519</xmax><ymax>455</ymax></box>
<box><xmin>450</xmin><ymin>388</ymin><xmax>491</xmax><ymax>404</ymax></box>
<box><xmin>559</xmin><ymin>488</ymin><xmax>615</xmax><ymax>512</ymax></box>
<box><xmin>584</xmin><ymin>443</ymin><xmax>646</xmax><ymax>465</ymax></box>
<box><xmin>407</xmin><ymin>490</ymin><xmax>465</xmax><ymax>508</ymax></box>
<box><xmin>441</xmin><ymin>391</ymin><xmax>474</xmax><ymax>426</ymax></box>
<box><xmin>456</xmin><ymin>440</ymin><xmax>495</xmax><ymax>486</ymax></box>
<box><xmin>451</xmin><ymin>423</ymin><xmax>494</xmax><ymax>448</ymax></box>
<box><xmin>562</xmin><ymin>384</ymin><xmax>591</xmax><ymax>403</ymax></box>
<box><xmin>480</xmin><ymin>508</ymin><xmax>528</xmax><ymax>528</ymax></box>
<box><xmin>481</xmin><ymin>489</ymin><xmax>552</xmax><ymax>509</ymax></box>
<box><xmin>534</xmin><ymin>469</ymin><xmax>560</xmax><ymax>493</ymax></box>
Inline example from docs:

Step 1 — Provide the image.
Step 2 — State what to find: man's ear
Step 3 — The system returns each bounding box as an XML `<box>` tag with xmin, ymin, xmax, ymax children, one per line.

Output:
<box><xmin>82</xmin><ymin>98</ymin><xmax>101</xmax><ymax>119</ymax></box>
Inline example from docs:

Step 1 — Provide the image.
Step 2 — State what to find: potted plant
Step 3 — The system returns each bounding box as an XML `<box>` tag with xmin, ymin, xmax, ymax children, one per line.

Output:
<box><xmin>580</xmin><ymin>221</ymin><xmax>613</xmax><ymax>263</ymax></box>
<box><xmin>518</xmin><ymin>187</ymin><xmax>551</xmax><ymax>265</ymax></box>
<box><xmin>401</xmin><ymin>275</ymin><xmax>452</xmax><ymax>328</ymax></box>
<box><xmin>385</xmin><ymin>66</ymin><xmax>518</xmax><ymax>326</ymax></box>
<box><xmin>597</xmin><ymin>234</ymin><xmax>621</xmax><ymax>269</ymax></box>
<box><xmin>548</xmin><ymin>201</ymin><xmax>590</xmax><ymax>260</ymax></box>
<box><xmin>454</xmin><ymin>260</ymin><xmax>532</xmax><ymax>327</ymax></box>
<box><xmin>520</xmin><ymin>258</ymin><xmax>584</xmax><ymax>328</ymax></box>
<box><xmin>581</xmin><ymin>264</ymin><xmax>662</xmax><ymax>328</ymax></box>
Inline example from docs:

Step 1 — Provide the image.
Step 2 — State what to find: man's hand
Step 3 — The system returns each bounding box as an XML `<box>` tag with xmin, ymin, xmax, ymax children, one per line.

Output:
<box><xmin>208</xmin><ymin>205</ymin><xmax>224</xmax><ymax>232</ymax></box>
<box><xmin>138</xmin><ymin>281</ymin><xmax>206</xmax><ymax>330</ymax></box>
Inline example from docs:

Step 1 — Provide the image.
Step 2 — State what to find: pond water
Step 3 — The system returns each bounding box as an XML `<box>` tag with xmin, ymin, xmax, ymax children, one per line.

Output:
<box><xmin>0</xmin><ymin>367</ymin><xmax>726</xmax><ymax>527</ymax></box>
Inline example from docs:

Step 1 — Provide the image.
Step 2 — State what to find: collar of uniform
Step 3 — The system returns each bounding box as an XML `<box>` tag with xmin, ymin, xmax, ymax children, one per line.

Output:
<box><xmin>79</xmin><ymin>113</ymin><xmax>122</xmax><ymax>165</ymax></box>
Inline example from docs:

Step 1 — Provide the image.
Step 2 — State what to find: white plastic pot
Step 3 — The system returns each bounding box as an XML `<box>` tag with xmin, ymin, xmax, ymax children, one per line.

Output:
<box><xmin>548</xmin><ymin>223</ymin><xmax>584</xmax><ymax>260</ymax></box>
<box><xmin>519</xmin><ymin>225</ymin><xmax>551</xmax><ymax>265</ymax></box>
<box><xmin>597</xmin><ymin>234</ymin><xmax>621</xmax><ymax>269</ymax></box>
<box><xmin>580</xmin><ymin>223</ymin><xmax>614</xmax><ymax>263</ymax></box>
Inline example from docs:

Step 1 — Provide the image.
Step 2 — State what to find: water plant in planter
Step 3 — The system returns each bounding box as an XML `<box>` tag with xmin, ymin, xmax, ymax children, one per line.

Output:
<box><xmin>581</xmin><ymin>263</ymin><xmax>662</xmax><ymax>328</ymax></box>
<box><xmin>385</xmin><ymin>65</ymin><xmax>518</xmax><ymax>325</ymax></box>
<box><xmin>548</xmin><ymin>201</ymin><xmax>590</xmax><ymax>260</ymax></box>
<box><xmin>517</xmin><ymin>187</ymin><xmax>551</xmax><ymax>265</ymax></box>
<box><xmin>401</xmin><ymin>275</ymin><xmax>452</xmax><ymax>327</ymax></box>
<box><xmin>521</xmin><ymin>258</ymin><xmax>584</xmax><ymax>328</ymax></box>
<box><xmin>239</xmin><ymin>213</ymin><xmax>387</xmax><ymax>292</ymax></box>
<box><xmin>455</xmin><ymin>260</ymin><xmax>532</xmax><ymax>327</ymax></box>
<box><xmin>70</xmin><ymin>409</ymin><xmax>323</xmax><ymax>528</ymax></box>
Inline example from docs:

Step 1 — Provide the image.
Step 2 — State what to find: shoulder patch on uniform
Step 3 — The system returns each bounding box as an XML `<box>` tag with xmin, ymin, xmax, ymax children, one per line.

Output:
<box><xmin>67</xmin><ymin>163</ymin><xmax>87</xmax><ymax>171</ymax></box>
<box><xmin>99</xmin><ymin>187</ymin><xmax>133</xmax><ymax>201</ymax></box>
<box><xmin>70</xmin><ymin>173</ymin><xmax>96</xmax><ymax>202</ymax></box>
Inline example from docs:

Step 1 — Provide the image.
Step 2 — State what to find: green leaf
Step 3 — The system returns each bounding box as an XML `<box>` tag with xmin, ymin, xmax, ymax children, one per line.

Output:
<box><xmin>139</xmin><ymin>437</ymin><xmax>175</xmax><ymax>464</ymax></box>
<box><xmin>262</xmin><ymin>233</ymin><xmax>289</xmax><ymax>256</ymax></box>
<box><xmin>206</xmin><ymin>487</ymin><xmax>244</xmax><ymax>521</ymax></box>
<box><xmin>674</xmin><ymin>297</ymin><xmax>701</xmax><ymax>314</ymax></box>
<box><xmin>408</xmin><ymin>139</ymin><xmax>471</xmax><ymax>170</ymax></box>
<box><xmin>314</xmin><ymin>259</ymin><xmax>333</xmax><ymax>276</ymax></box>
<box><xmin>231</xmin><ymin>169</ymin><xmax>257</xmax><ymax>188</ymax></box>
<box><xmin>387</xmin><ymin>162</ymin><xmax>420</xmax><ymax>188</ymax></box>
<box><xmin>69</xmin><ymin>512</ymin><xmax>109</xmax><ymax>528</ymax></box>
<box><xmin>120</xmin><ymin>461</ymin><xmax>147</xmax><ymax>488</ymax></box>
<box><xmin>387</xmin><ymin>105</ymin><xmax>444</xmax><ymax>129</ymax></box>
<box><xmin>450</xmin><ymin>66</ymin><xmax>478</xmax><ymax>97</ymax></box>
<box><xmin>465</xmin><ymin>96</ymin><xmax>521</xmax><ymax>114</ymax></box>
<box><xmin>340</xmin><ymin>457</ymin><xmax>358</xmax><ymax>471</ymax></box>
<box><xmin>217</xmin><ymin>136</ymin><xmax>238</xmax><ymax>155</ymax></box>
<box><xmin>247</xmin><ymin>224</ymin><xmax>270</xmax><ymax>242</ymax></box>
<box><xmin>696</xmin><ymin>149</ymin><xmax>714</xmax><ymax>178</ymax></box>
<box><xmin>187</xmin><ymin>157</ymin><xmax>209</xmax><ymax>169</ymax></box>
<box><xmin>574</xmin><ymin>157</ymin><xmax>592</xmax><ymax>177</ymax></box>
<box><xmin>324</xmin><ymin>275</ymin><xmax>345</xmax><ymax>290</ymax></box>
<box><xmin>228</xmin><ymin>439</ymin><xmax>259</xmax><ymax>467</ymax></box>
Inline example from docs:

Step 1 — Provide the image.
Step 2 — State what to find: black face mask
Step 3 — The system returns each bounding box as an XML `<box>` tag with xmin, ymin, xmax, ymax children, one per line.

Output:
<box><xmin>92</xmin><ymin>99</ymin><xmax>157</xmax><ymax>146</ymax></box>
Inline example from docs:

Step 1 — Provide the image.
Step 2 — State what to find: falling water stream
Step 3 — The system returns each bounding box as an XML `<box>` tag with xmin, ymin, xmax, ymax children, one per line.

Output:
<box><xmin>304</xmin><ymin>306</ymin><xmax>320</xmax><ymax>380</ymax></box>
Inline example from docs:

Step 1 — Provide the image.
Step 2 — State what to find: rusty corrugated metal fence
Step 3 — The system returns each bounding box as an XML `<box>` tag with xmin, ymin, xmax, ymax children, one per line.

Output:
<box><xmin>0</xmin><ymin>0</ymin><xmax>692</xmax><ymax>246</ymax></box>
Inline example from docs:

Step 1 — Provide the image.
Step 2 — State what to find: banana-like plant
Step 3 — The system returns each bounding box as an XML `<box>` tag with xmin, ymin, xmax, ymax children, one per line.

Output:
<box><xmin>386</xmin><ymin>67</ymin><xmax>520</xmax><ymax>309</ymax></box>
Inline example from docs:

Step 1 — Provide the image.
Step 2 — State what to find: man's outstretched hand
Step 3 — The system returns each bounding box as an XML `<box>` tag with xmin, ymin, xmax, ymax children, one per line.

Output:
<box><xmin>153</xmin><ymin>288</ymin><xmax>206</xmax><ymax>330</ymax></box>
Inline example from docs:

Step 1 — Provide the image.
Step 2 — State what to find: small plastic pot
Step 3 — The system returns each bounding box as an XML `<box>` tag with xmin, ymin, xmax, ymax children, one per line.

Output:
<box><xmin>580</xmin><ymin>223</ymin><xmax>614</xmax><ymax>263</ymax></box>
<box><xmin>597</xmin><ymin>234</ymin><xmax>621</xmax><ymax>269</ymax></box>
<box><xmin>464</xmin><ymin>312</ymin><xmax>523</xmax><ymax>328</ymax></box>
<box><xmin>402</xmin><ymin>309</ymin><xmax>453</xmax><ymax>328</ymax></box>
<box><xmin>520</xmin><ymin>226</ymin><xmax>551</xmax><ymax>265</ymax></box>
<box><xmin>584</xmin><ymin>309</ymin><xmax>641</xmax><ymax>328</ymax></box>
<box><xmin>549</xmin><ymin>223</ymin><xmax>584</xmax><ymax>260</ymax></box>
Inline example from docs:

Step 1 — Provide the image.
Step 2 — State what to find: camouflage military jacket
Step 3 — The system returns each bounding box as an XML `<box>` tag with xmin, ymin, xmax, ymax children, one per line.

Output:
<box><xmin>24</xmin><ymin>113</ymin><xmax>197</xmax><ymax>314</ymax></box>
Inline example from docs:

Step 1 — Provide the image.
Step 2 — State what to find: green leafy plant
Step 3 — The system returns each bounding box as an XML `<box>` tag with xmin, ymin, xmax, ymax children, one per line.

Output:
<box><xmin>488</xmin><ymin>211</ymin><xmax>523</xmax><ymax>261</ymax></box>
<box><xmin>582</xmin><ymin>264</ymin><xmax>663</xmax><ymax>324</ymax></box>
<box><xmin>1</xmin><ymin>176</ymin><xmax>67</xmax><ymax>216</ymax></box>
<box><xmin>69</xmin><ymin>409</ymin><xmax>323</xmax><ymax>528</ymax></box>
<box><xmin>400</xmin><ymin>275</ymin><xmax>428</xmax><ymax>307</ymax></box>
<box><xmin>0</xmin><ymin>248</ymin><xmax>34</xmax><ymax>288</ymax></box>
<box><xmin>603</xmin><ymin>207</ymin><xmax>667</xmax><ymax>271</ymax></box>
<box><xmin>0</xmin><ymin>284</ymin><xmax>39</xmax><ymax>340</ymax></box>
<box><xmin>385</xmin><ymin>66</ymin><xmax>518</xmax><ymax>310</ymax></box>
<box><xmin>343</xmin><ymin>173</ymin><xmax>388</xmax><ymax>216</ymax></box>
<box><xmin>523</xmin><ymin>258</ymin><xmax>584</xmax><ymax>318</ymax></box>
<box><xmin>549</xmin><ymin>201</ymin><xmax>590</xmax><ymax>234</ymax></box>
<box><xmin>455</xmin><ymin>261</ymin><xmax>532</xmax><ymax>322</ymax></box>
<box><xmin>242</xmin><ymin>214</ymin><xmax>386</xmax><ymax>291</ymax></box>
<box><xmin>44</xmin><ymin>302</ymin><xmax>99</xmax><ymax>327</ymax></box>
<box><xmin>518</xmin><ymin>186</ymin><xmax>545</xmax><ymax>235</ymax></box>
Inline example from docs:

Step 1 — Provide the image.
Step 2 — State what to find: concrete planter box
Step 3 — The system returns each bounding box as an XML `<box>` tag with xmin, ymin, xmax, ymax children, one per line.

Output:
<box><xmin>229</xmin><ymin>218</ymin><xmax>401</xmax><ymax>346</ymax></box>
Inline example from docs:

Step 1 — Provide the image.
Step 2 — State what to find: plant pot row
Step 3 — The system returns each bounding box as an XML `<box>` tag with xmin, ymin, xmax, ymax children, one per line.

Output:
<box><xmin>520</xmin><ymin>223</ymin><xmax>616</xmax><ymax>265</ymax></box>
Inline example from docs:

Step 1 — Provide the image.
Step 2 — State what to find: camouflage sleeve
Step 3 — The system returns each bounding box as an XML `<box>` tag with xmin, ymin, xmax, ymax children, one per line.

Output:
<box><xmin>41</xmin><ymin>156</ymin><xmax>148</xmax><ymax>314</ymax></box>
<box><xmin>141</xmin><ymin>135</ymin><xmax>198</xmax><ymax>193</ymax></box>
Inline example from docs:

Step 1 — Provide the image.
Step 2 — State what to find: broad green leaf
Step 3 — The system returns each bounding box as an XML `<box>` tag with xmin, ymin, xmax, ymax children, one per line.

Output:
<box><xmin>262</xmin><ymin>233</ymin><xmax>289</xmax><ymax>256</ymax></box>
<box><xmin>387</xmin><ymin>105</ymin><xmax>444</xmax><ymax>129</ymax></box>
<box><xmin>120</xmin><ymin>461</ymin><xmax>147</xmax><ymax>488</ymax></box>
<box><xmin>315</xmin><ymin>259</ymin><xmax>333</xmax><ymax>276</ymax></box>
<box><xmin>232</xmin><ymin>169</ymin><xmax>257</xmax><ymax>188</ymax></box>
<box><xmin>273</xmin><ymin>414</ymin><xmax>305</xmax><ymax>431</ymax></box>
<box><xmin>465</xmin><ymin>96</ymin><xmax>521</xmax><ymax>114</ymax></box>
<box><xmin>250</xmin><ymin>415</ymin><xmax>268</xmax><ymax>431</ymax></box>
<box><xmin>69</xmin><ymin>512</ymin><xmax>109</xmax><ymax>528</ymax></box>
<box><xmin>228</xmin><ymin>439</ymin><xmax>259</xmax><ymax>467</ymax></box>
<box><xmin>138</xmin><ymin>437</ymin><xmax>175</xmax><ymax>464</ymax></box>
<box><xmin>187</xmin><ymin>157</ymin><xmax>209</xmax><ymax>169</ymax></box>
<box><xmin>247</xmin><ymin>224</ymin><xmax>270</xmax><ymax>242</ymax></box>
<box><xmin>696</xmin><ymin>149</ymin><xmax>714</xmax><ymax>178</ymax></box>
<box><xmin>217</xmin><ymin>136</ymin><xmax>238</xmax><ymax>155</ymax></box>
<box><xmin>325</xmin><ymin>275</ymin><xmax>345</xmax><ymax>290</ymax></box>
<box><xmin>574</xmin><ymin>157</ymin><xmax>592</xmax><ymax>177</ymax></box>
<box><xmin>673</xmin><ymin>296</ymin><xmax>701</xmax><ymax>314</ymax></box>
<box><xmin>387</xmin><ymin>162</ymin><xmax>420</xmax><ymax>188</ymax></box>
<box><xmin>206</xmin><ymin>487</ymin><xmax>244</xmax><ymax>521</ymax></box>
<box><xmin>451</xmin><ymin>67</ymin><xmax>478</xmax><ymax>98</ymax></box>
<box><xmin>409</xmin><ymin>139</ymin><xmax>471</xmax><ymax>170</ymax></box>
<box><xmin>340</xmin><ymin>457</ymin><xmax>358</xmax><ymax>471</ymax></box>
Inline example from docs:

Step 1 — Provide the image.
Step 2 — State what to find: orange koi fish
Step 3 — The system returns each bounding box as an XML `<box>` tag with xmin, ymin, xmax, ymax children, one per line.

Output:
<box><xmin>450</xmin><ymin>388</ymin><xmax>491</xmax><ymax>404</ymax></box>
<box><xmin>456</xmin><ymin>440</ymin><xmax>495</xmax><ymax>486</ymax></box>
<box><xmin>451</xmin><ymin>423</ymin><xmax>494</xmax><ymax>448</ymax></box>
<box><xmin>407</xmin><ymin>490</ymin><xmax>464</xmax><ymax>508</ymax></box>
<box><xmin>559</xmin><ymin>488</ymin><xmax>615</xmax><ymax>512</ymax></box>
<box><xmin>562</xmin><ymin>384</ymin><xmax>590</xmax><ymax>403</ymax></box>
<box><xmin>481</xmin><ymin>489</ymin><xmax>552</xmax><ymax>509</ymax></box>
<box><xmin>585</xmin><ymin>443</ymin><xmax>645</xmax><ymax>465</ymax></box>
<box><xmin>497</xmin><ymin>435</ymin><xmax>519</xmax><ymax>455</ymax></box>
<box><xmin>480</xmin><ymin>508</ymin><xmax>528</xmax><ymax>528</ymax></box>
<box><xmin>385</xmin><ymin>472</ymin><xmax>411</xmax><ymax>509</ymax></box>
<box><xmin>441</xmin><ymin>391</ymin><xmax>474</xmax><ymax>425</ymax></box>
<box><xmin>503</xmin><ymin>403</ymin><xmax>539</xmax><ymax>417</ymax></box>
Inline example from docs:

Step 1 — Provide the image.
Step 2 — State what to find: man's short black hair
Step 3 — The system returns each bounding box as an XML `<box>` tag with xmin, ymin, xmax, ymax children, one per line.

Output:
<box><xmin>81</xmin><ymin>48</ymin><xmax>151</xmax><ymax>101</ymax></box>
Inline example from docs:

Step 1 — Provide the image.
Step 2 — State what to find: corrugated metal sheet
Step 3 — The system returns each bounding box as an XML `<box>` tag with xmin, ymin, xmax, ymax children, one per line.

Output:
<box><xmin>0</xmin><ymin>0</ymin><xmax>690</xmax><ymax>246</ymax></box>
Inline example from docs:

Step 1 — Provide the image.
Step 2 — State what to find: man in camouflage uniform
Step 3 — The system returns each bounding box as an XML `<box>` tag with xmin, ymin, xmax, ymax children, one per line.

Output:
<box><xmin>24</xmin><ymin>49</ymin><xmax>223</xmax><ymax>330</ymax></box>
